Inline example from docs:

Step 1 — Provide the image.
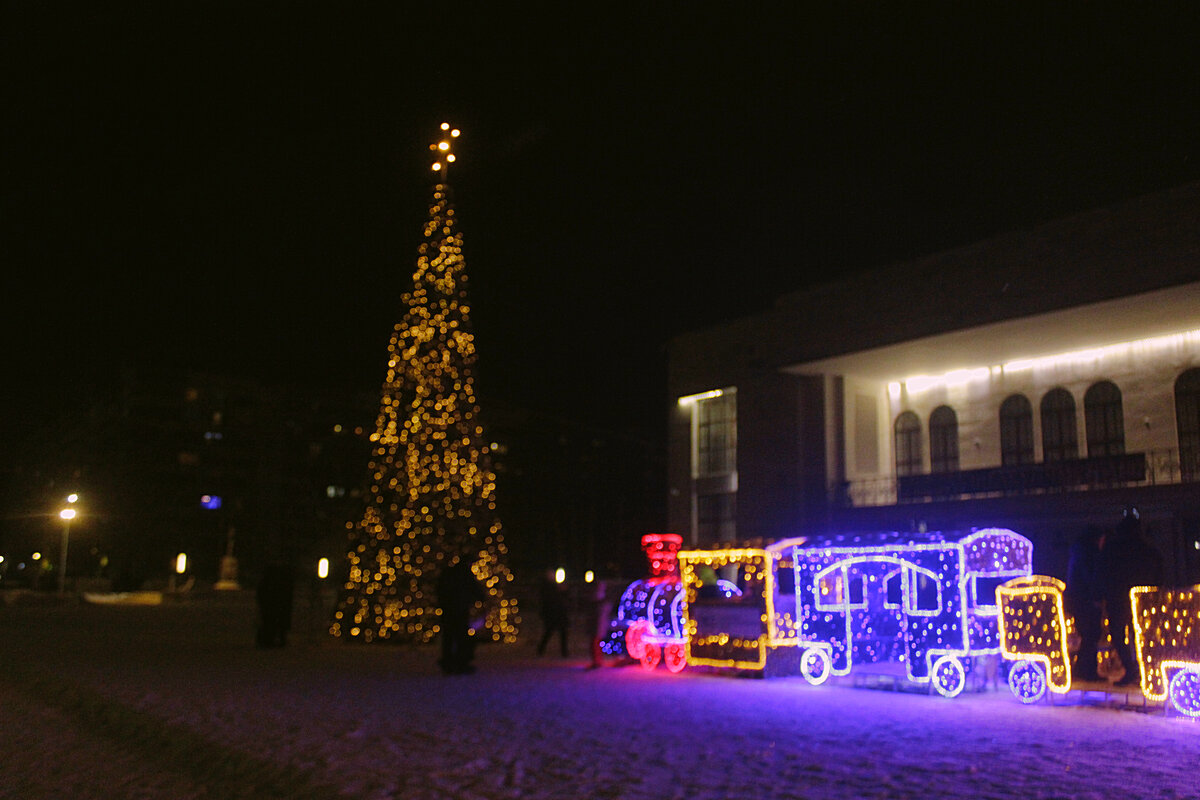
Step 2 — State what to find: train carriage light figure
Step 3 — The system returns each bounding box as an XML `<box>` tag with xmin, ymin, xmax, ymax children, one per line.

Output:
<box><xmin>1131</xmin><ymin>584</ymin><xmax>1200</xmax><ymax>717</ymax></box>
<box><xmin>679</xmin><ymin>548</ymin><xmax>772</xmax><ymax>671</ymax></box>
<box><xmin>997</xmin><ymin>576</ymin><xmax>1072</xmax><ymax>704</ymax></box>
<box><xmin>778</xmin><ymin>528</ymin><xmax>1032</xmax><ymax>697</ymax></box>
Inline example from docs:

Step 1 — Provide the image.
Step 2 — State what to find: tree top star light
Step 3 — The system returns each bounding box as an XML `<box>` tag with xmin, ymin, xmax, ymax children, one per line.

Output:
<box><xmin>332</xmin><ymin>124</ymin><xmax>519</xmax><ymax>644</ymax></box>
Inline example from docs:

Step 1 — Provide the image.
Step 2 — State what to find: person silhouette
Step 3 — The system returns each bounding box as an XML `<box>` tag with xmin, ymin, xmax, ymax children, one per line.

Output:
<box><xmin>1065</xmin><ymin>526</ymin><xmax>1105</xmax><ymax>681</ymax></box>
<box><xmin>1101</xmin><ymin>507</ymin><xmax>1163</xmax><ymax>687</ymax></box>
<box><xmin>436</xmin><ymin>554</ymin><xmax>485</xmax><ymax>675</ymax></box>
<box><xmin>536</xmin><ymin>570</ymin><xmax>570</xmax><ymax>657</ymax></box>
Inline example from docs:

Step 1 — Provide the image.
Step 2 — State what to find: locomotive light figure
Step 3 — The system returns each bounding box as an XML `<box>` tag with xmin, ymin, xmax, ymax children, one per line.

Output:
<box><xmin>602</xmin><ymin>534</ymin><xmax>688</xmax><ymax>672</ymax></box>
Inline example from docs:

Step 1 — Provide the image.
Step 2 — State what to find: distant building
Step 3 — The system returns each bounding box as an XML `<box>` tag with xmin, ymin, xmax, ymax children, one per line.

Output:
<box><xmin>667</xmin><ymin>184</ymin><xmax>1200</xmax><ymax>583</ymax></box>
<box><xmin>2</xmin><ymin>367</ymin><xmax>375</xmax><ymax>590</ymax></box>
<box><xmin>0</xmin><ymin>363</ymin><xmax>662</xmax><ymax>591</ymax></box>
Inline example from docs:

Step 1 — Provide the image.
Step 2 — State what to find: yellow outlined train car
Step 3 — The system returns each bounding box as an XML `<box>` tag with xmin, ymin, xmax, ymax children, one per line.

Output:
<box><xmin>999</xmin><ymin>576</ymin><xmax>1200</xmax><ymax>716</ymax></box>
<box><xmin>997</xmin><ymin>576</ymin><xmax>1073</xmax><ymax>702</ymax></box>
<box><xmin>1132</xmin><ymin>584</ymin><xmax>1200</xmax><ymax>716</ymax></box>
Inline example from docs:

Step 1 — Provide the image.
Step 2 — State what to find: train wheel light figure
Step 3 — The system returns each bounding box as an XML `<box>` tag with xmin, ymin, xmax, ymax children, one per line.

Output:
<box><xmin>931</xmin><ymin>655</ymin><xmax>968</xmax><ymax>699</ymax></box>
<box><xmin>1007</xmin><ymin>659</ymin><xmax>1050</xmax><ymax>704</ymax></box>
<box><xmin>1167</xmin><ymin>669</ymin><xmax>1200</xmax><ymax>717</ymax></box>
<box><xmin>664</xmin><ymin>642</ymin><xmax>688</xmax><ymax>673</ymax></box>
<box><xmin>800</xmin><ymin>647</ymin><xmax>833</xmax><ymax>686</ymax></box>
<box><xmin>624</xmin><ymin>620</ymin><xmax>649</xmax><ymax>661</ymax></box>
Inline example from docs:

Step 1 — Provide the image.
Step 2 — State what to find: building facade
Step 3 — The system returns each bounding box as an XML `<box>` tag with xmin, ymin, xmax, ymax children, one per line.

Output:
<box><xmin>667</xmin><ymin>184</ymin><xmax>1200</xmax><ymax>583</ymax></box>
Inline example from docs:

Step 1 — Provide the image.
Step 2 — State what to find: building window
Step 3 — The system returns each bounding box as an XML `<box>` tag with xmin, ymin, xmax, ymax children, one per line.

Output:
<box><xmin>695</xmin><ymin>391</ymin><xmax>737</xmax><ymax>477</ymax></box>
<box><xmin>1176</xmin><ymin>368</ymin><xmax>1200</xmax><ymax>481</ymax></box>
<box><xmin>1040</xmin><ymin>388</ymin><xmax>1078</xmax><ymax>462</ymax></box>
<box><xmin>894</xmin><ymin>411</ymin><xmax>922</xmax><ymax>476</ymax></box>
<box><xmin>929</xmin><ymin>405</ymin><xmax>959</xmax><ymax>473</ymax></box>
<box><xmin>1085</xmin><ymin>380</ymin><xmax>1125</xmax><ymax>457</ymax></box>
<box><xmin>697</xmin><ymin>493</ymin><xmax>736</xmax><ymax>545</ymax></box>
<box><xmin>1000</xmin><ymin>394</ymin><xmax>1034</xmax><ymax>466</ymax></box>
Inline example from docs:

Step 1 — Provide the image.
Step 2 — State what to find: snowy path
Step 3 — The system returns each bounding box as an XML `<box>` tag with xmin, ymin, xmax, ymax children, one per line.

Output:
<box><xmin>1</xmin><ymin>593</ymin><xmax>1195</xmax><ymax>799</ymax></box>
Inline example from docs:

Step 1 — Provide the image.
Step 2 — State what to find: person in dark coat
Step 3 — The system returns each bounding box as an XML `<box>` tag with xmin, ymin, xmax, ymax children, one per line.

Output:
<box><xmin>1101</xmin><ymin>508</ymin><xmax>1164</xmax><ymax>687</ymax></box>
<box><xmin>256</xmin><ymin>560</ymin><xmax>295</xmax><ymax>648</ymax></box>
<box><xmin>1065</xmin><ymin>526</ymin><xmax>1106</xmax><ymax>681</ymax></box>
<box><xmin>436</xmin><ymin>555</ymin><xmax>485</xmax><ymax>675</ymax></box>
<box><xmin>536</xmin><ymin>571</ymin><xmax>570</xmax><ymax>657</ymax></box>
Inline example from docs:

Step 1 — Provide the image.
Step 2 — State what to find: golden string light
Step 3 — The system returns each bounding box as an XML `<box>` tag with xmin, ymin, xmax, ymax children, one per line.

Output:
<box><xmin>332</xmin><ymin>124</ymin><xmax>519</xmax><ymax>644</ymax></box>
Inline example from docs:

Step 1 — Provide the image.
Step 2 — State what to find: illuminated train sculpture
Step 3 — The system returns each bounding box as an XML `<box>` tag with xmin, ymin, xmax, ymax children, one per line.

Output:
<box><xmin>999</xmin><ymin>576</ymin><xmax>1200</xmax><ymax>716</ymax></box>
<box><xmin>679</xmin><ymin>528</ymin><xmax>1033</xmax><ymax>697</ymax></box>
<box><xmin>602</xmin><ymin>528</ymin><xmax>1200</xmax><ymax>715</ymax></box>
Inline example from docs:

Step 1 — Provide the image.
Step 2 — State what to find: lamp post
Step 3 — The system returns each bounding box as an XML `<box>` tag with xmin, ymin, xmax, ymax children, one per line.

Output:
<box><xmin>57</xmin><ymin>493</ymin><xmax>78</xmax><ymax>596</ymax></box>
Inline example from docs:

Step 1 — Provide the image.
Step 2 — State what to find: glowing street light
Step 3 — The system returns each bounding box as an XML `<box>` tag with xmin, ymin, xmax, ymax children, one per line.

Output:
<box><xmin>57</xmin><ymin>494</ymin><xmax>78</xmax><ymax>595</ymax></box>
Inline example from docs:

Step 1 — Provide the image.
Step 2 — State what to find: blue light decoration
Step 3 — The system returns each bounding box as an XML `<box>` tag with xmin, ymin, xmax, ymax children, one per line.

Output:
<box><xmin>200</xmin><ymin>495</ymin><xmax>222</xmax><ymax>510</ymax></box>
<box><xmin>679</xmin><ymin>528</ymin><xmax>1033</xmax><ymax>696</ymax></box>
<box><xmin>777</xmin><ymin>529</ymin><xmax>1032</xmax><ymax>696</ymax></box>
<box><xmin>600</xmin><ymin>534</ymin><xmax>690</xmax><ymax>671</ymax></box>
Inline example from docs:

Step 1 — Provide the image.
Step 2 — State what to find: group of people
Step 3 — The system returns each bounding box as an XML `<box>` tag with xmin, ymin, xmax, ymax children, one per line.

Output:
<box><xmin>1064</xmin><ymin>507</ymin><xmax>1164</xmax><ymax>686</ymax></box>
<box><xmin>436</xmin><ymin>560</ymin><xmax>619</xmax><ymax>675</ymax></box>
<box><xmin>534</xmin><ymin>570</ymin><xmax>616</xmax><ymax>669</ymax></box>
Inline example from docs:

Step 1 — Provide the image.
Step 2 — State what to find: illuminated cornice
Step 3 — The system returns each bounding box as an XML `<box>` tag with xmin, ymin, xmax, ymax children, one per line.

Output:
<box><xmin>677</xmin><ymin>387</ymin><xmax>734</xmax><ymax>406</ymax></box>
<box><xmin>890</xmin><ymin>326</ymin><xmax>1200</xmax><ymax>395</ymax></box>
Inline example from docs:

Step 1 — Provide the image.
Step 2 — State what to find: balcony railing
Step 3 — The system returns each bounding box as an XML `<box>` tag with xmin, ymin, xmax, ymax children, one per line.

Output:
<box><xmin>837</xmin><ymin>448</ymin><xmax>1199</xmax><ymax>508</ymax></box>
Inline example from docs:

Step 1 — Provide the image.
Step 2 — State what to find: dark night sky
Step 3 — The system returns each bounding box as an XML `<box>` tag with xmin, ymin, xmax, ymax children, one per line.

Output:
<box><xmin>7</xmin><ymin>4</ymin><xmax>1200</xmax><ymax>438</ymax></box>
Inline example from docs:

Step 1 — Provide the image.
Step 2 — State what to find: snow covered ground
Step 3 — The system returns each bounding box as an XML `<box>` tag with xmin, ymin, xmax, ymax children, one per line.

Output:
<box><xmin>1</xmin><ymin>591</ymin><xmax>1196</xmax><ymax>800</ymax></box>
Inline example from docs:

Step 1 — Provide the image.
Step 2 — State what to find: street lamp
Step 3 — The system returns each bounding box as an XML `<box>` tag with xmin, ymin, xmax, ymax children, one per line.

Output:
<box><xmin>58</xmin><ymin>494</ymin><xmax>78</xmax><ymax>595</ymax></box>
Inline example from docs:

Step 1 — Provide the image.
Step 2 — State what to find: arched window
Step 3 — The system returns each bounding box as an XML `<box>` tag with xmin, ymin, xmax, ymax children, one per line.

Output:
<box><xmin>929</xmin><ymin>405</ymin><xmax>959</xmax><ymax>473</ymax></box>
<box><xmin>1176</xmin><ymin>368</ymin><xmax>1200</xmax><ymax>481</ymax></box>
<box><xmin>1085</xmin><ymin>381</ymin><xmax>1124</xmax><ymax>457</ymax></box>
<box><xmin>1000</xmin><ymin>395</ymin><xmax>1034</xmax><ymax>466</ymax></box>
<box><xmin>894</xmin><ymin>411</ymin><xmax>922</xmax><ymax>476</ymax></box>
<box><xmin>1040</xmin><ymin>388</ymin><xmax>1078</xmax><ymax>462</ymax></box>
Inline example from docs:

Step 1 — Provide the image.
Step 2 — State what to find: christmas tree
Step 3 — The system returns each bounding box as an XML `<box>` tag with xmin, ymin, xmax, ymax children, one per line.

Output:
<box><xmin>332</xmin><ymin>124</ymin><xmax>519</xmax><ymax>644</ymax></box>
